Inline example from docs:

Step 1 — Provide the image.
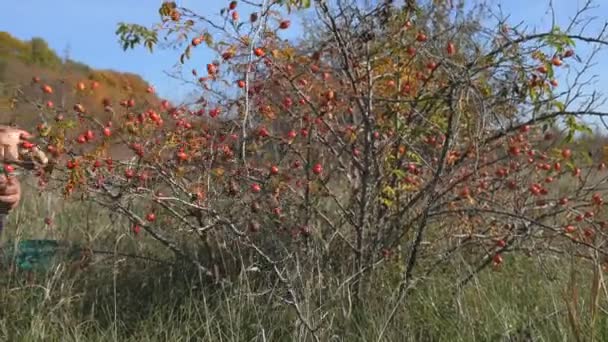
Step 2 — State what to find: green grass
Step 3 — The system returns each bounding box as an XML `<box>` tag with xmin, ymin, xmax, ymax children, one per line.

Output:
<box><xmin>0</xmin><ymin>178</ymin><xmax>606</xmax><ymax>341</ymax></box>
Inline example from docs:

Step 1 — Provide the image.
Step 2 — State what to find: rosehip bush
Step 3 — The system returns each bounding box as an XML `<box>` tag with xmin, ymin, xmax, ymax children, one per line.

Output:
<box><xmin>14</xmin><ymin>0</ymin><xmax>608</xmax><ymax>335</ymax></box>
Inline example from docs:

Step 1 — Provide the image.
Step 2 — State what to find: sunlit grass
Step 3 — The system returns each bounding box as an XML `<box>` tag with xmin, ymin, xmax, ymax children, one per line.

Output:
<box><xmin>0</xmin><ymin>177</ymin><xmax>605</xmax><ymax>341</ymax></box>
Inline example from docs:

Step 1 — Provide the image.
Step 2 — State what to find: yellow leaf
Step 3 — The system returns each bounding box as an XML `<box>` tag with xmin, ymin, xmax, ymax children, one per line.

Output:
<box><xmin>602</xmin><ymin>145</ymin><xmax>608</xmax><ymax>161</ymax></box>
<box><xmin>213</xmin><ymin>167</ymin><xmax>225</xmax><ymax>177</ymax></box>
<box><xmin>380</xmin><ymin>198</ymin><xmax>393</xmax><ymax>207</ymax></box>
<box><xmin>283</xmin><ymin>47</ymin><xmax>295</xmax><ymax>59</ymax></box>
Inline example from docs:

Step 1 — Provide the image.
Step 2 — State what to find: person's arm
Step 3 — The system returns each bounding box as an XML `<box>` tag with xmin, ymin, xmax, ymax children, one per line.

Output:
<box><xmin>0</xmin><ymin>175</ymin><xmax>21</xmax><ymax>232</ymax></box>
<box><xmin>0</xmin><ymin>125</ymin><xmax>47</xmax><ymax>232</ymax></box>
<box><xmin>0</xmin><ymin>175</ymin><xmax>21</xmax><ymax>210</ymax></box>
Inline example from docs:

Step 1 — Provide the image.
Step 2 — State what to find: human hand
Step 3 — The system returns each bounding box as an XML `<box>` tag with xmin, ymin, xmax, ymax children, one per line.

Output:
<box><xmin>0</xmin><ymin>175</ymin><xmax>21</xmax><ymax>213</ymax></box>
<box><xmin>0</xmin><ymin>125</ymin><xmax>47</xmax><ymax>215</ymax></box>
<box><xmin>0</xmin><ymin>125</ymin><xmax>48</xmax><ymax>171</ymax></box>
<box><xmin>0</xmin><ymin>125</ymin><xmax>32</xmax><ymax>161</ymax></box>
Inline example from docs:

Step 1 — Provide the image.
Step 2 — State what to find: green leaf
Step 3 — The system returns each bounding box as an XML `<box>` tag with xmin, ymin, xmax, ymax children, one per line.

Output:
<box><xmin>547</xmin><ymin>64</ymin><xmax>554</xmax><ymax>79</ymax></box>
<box><xmin>565</xmin><ymin>130</ymin><xmax>574</xmax><ymax>143</ymax></box>
<box><xmin>380</xmin><ymin>198</ymin><xmax>393</xmax><ymax>207</ymax></box>
<box><xmin>582</xmin><ymin>151</ymin><xmax>593</xmax><ymax>165</ymax></box>
<box><xmin>145</xmin><ymin>40</ymin><xmax>154</xmax><ymax>53</ymax></box>
<box><xmin>204</xmin><ymin>33</ymin><xmax>213</xmax><ymax>46</ymax></box>
<box><xmin>529</xmin><ymin>86</ymin><xmax>538</xmax><ymax>101</ymax></box>
<box><xmin>566</xmin><ymin>161</ymin><xmax>575</xmax><ymax>170</ymax></box>
<box><xmin>564</xmin><ymin>115</ymin><xmax>592</xmax><ymax>142</ymax></box>
<box><xmin>392</xmin><ymin>169</ymin><xmax>406</xmax><ymax>178</ymax></box>
<box><xmin>382</xmin><ymin>186</ymin><xmax>396</xmax><ymax>198</ymax></box>
<box><xmin>567</xmin><ymin>37</ymin><xmax>576</xmax><ymax>47</ymax></box>
<box><xmin>553</xmin><ymin>101</ymin><xmax>566</xmax><ymax>112</ymax></box>
<box><xmin>63</xmin><ymin>120</ymin><xmax>77</xmax><ymax>129</ymax></box>
<box><xmin>407</xmin><ymin>151</ymin><xmax>422</xmax><ymax>163</ymax></box>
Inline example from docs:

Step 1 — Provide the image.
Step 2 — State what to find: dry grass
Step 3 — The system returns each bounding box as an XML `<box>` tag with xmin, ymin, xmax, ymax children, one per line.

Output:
<box><xmin>0</xmin><ymin>177</ymin><xmax>606</xmax><ymax>341</ymax></box>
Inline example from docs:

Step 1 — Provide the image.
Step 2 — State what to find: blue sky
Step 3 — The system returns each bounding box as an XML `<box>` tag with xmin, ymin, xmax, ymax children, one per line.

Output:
<box><xmin>2</xmin><ymin>0</ymin><xmax>231</xmax><ymax>102</ymax></box>
<box><xmin>2</xmin><ymin>0</ymin><xmax>607</xmax><ymax>113</ymax></box>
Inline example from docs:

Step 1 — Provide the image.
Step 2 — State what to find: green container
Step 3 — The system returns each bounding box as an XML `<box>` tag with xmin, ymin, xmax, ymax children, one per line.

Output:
<box><xmin>0</xmin><ymin>239</ymin><xmax>87</xmax><ymax>273</ymax></box>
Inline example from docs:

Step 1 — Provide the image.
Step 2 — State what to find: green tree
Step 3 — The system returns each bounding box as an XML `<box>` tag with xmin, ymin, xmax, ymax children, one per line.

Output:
<box><xmin>29</xmin><ymin>37</ymin><xmax>61</xmax><ymax>68</ymax></box>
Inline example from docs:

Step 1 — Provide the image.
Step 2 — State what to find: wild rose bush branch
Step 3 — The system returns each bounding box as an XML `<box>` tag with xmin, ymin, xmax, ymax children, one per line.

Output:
<box><xmin>15</xmin><ymin>0</ymin><xmax>608</xmax><ymax>311</ymax></box>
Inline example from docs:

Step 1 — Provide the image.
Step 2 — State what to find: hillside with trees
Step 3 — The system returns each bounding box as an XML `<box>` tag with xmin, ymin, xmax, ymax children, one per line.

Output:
<box><xmin>0</xmin><ymin>31</ymin><xmax>160</xmax><ymax>128</ymax></box>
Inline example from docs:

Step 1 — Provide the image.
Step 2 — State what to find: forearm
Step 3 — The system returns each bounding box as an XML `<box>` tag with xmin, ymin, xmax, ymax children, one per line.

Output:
<box><xmin>0</xmin><ymin>206</ymin><xmax>7</xmax><ymax>234</ymax></box>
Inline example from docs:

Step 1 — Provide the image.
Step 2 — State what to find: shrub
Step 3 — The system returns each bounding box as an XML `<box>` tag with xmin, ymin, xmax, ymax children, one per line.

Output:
<box><xmin>13</xmin><ymin>0</ymin><xmax>608</xmax><ymax>338</ymax></box>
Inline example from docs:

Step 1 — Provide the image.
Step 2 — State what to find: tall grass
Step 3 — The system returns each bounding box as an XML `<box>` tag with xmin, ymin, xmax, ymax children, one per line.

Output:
<box><xmin>0</xmin><ymin>178</ymin><xmax>606</xmax><ymax>341</ymax></box>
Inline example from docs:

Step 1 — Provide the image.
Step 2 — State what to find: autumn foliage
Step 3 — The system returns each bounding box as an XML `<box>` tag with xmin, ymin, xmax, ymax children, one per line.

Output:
<box><xmin>10</xmin><ymin>0</ymin><xmax>608</xmax><ymax>335</ymax></box>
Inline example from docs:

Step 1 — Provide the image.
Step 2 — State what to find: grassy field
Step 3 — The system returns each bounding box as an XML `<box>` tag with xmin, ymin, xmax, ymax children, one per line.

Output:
<box><xmin>0</xmin><ymin>177</ymin><xmax>606</xmax><ymax>341</ymax></box>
